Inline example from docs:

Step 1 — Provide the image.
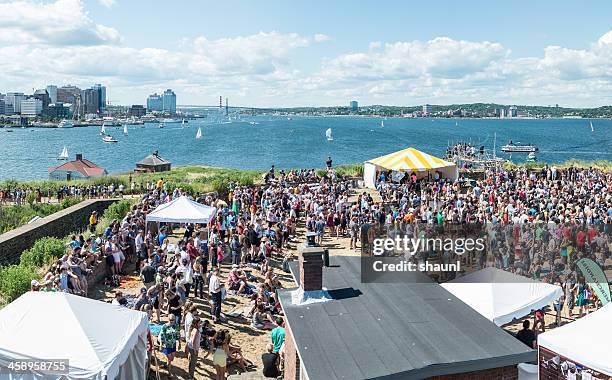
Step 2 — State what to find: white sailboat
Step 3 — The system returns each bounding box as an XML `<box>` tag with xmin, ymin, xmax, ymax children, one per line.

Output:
<box><xmin>196</xmin><ymin>127</ymin><xmax>202</xmax><ymax>140</ymax></box>
<box><xmin>58</xmin><ymin>146</ymin><xmax>68</xmax><ymax>160</ymax></box>
<box><xmin>100</xmin><ymin>123</ymin><xmax>106</xmax><ymax>135</ymax></box>
<box><xmin>123</xmin><ymin>125</ymin><xmax>128</xmax><ymax>135</ymax></box>
<box><xmin>380</xmin><ymin>120</ymin><xmax>384</xmax><ymax>128</ymax></box>
<box><xmin>326</xmin><ymin>128</ymin><xmax>333</xmax><ymax>141</ymax></box>
<box><xmin>590</xmin><ymin>121</ymin><xmax>594</xmax><ymax>132</ymax></box>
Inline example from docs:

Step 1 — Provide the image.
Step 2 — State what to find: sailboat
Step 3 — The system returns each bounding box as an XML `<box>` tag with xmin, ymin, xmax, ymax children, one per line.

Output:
<box><xmin>455</xmin><ymin>121</ymin><xmax>459</xmax><ymax>127</ymax></box>
<box><xmin>123</xmin><ymin>125</ymin><xmax>128</xmax><ymax>135</ymax></box>
<box><xmin>58</xmin><ymin>146</ymin><xmax>68</xmax><ymax>160</ymax></box>
<box><xmin>196</xmin><ymin>127</ymin><xmax>202</xmax><ymax>140</ymax></box>
<box><xmin>590</xmin><ymin>121</ymin><xmax>594</xmax><ymax>132</ymax></box>
<box><xmin>380</xmin><ymin>120</ymin><xmax>384</xmax><ymax>128</ymax></box>
<box><xmin>326</xmin><ymin>128</ymin><xmax>333</xmax><ymax>141</ymax></box>
<box><xmin>100</xmin><ymin>123</ymin><xmax>106</xmax><ymax>135</ymax></box>
<box><xmin>182</xmin><ymin>118</ymin><xmax>188</xmax><ymax>126</ymax></box>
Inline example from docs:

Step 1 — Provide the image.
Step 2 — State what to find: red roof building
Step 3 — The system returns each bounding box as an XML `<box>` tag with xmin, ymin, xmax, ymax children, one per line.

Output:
<box><xmin>49</xmin><ymin>154</ymin><xmax>107</xmax><ymax>180</ymax></box>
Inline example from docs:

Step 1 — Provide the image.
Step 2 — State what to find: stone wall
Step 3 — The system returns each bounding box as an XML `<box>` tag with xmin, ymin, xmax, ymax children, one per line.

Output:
<box><xmin>0</xmin><ymin>199</ymin><xmax>119</xmax><ymax>266</ymax></box>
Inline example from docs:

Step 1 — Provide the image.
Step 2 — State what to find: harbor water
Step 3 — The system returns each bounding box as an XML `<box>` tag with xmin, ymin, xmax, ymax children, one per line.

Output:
<box><xmin>0</xmin><ymin>116</ymin><xmax>610</xmax><ymax>180</ymax></box>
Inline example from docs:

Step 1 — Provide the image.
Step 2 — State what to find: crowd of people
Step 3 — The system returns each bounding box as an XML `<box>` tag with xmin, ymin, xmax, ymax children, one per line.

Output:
<box><xmin>23</xmin><ymin>158</ymin><xmax>611</xmax><ymax>377</ymax></box>
<box><xmin>27</xmin><ymin>161</ymin><xmax>360</xmax><ymax>379</ymax></box>
<box><xmin>367</xmin><ymin>165</ymin><xmax>610</xmax><ymax>343</ymax></box>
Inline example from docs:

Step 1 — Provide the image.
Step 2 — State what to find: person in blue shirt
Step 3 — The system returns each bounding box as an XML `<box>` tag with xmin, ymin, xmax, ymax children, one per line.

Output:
<box><xmin>158</xmin><ymin>228</ymin><xmax>167</xmax><ymax>247</ymax></box>
<box><xmin>68</xmin><ymin>235</ymin><xmax>81</xmax><ymax>250</ymax></box>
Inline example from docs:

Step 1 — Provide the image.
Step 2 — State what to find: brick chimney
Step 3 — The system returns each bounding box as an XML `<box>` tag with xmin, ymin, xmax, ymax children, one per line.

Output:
<box><xmin>75</xmin><ymin>153</ymin><xmax>83</xmax><ymax>161</ymax></box>
<box><xmin>299</xmin><ymin>245</ymin><xmax>324</xmax><ymax>291</ymax></box>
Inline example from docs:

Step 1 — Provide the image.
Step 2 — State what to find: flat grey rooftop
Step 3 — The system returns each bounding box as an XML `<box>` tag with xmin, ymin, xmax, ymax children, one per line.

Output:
<box><xmin>279</xmin><ymin>255</ymin><xmax>535</xmax><ymax>380</ymax></box>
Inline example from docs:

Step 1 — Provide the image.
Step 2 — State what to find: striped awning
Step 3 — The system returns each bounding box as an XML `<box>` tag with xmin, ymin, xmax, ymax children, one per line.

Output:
<box><xmin>366</xmin><ymin>147</ymin><xmax>455</xmax><ymax>171</ymax></box>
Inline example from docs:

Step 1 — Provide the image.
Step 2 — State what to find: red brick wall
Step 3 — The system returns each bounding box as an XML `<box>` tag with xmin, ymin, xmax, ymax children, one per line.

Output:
<box><xmin>299</xmin><ymin>246</ymin><xmax>323</xmax><ymax>291</ymax></box>
<box><xmin>427</xmin><ymin>365</ymin><xmax>518</xmax><ymax>380</ymax></box>
<box><xmin>284</xmin><ymin>324</ymin><xmax>300</xmax><ymax>380</ymax></box>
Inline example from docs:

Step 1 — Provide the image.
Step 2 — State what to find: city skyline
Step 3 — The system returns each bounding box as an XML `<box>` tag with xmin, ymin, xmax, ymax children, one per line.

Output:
<box><xmin>1</xmin><ymin>0</ymin><xmax>611</xmax><ymax>107</ymax></box>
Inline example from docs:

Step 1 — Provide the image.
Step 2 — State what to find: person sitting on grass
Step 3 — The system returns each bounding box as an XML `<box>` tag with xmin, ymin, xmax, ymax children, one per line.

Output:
<box><xmin>159</xmin><ymin>313</ymin><xmax>180</xmax><ymax>376</ymax></box>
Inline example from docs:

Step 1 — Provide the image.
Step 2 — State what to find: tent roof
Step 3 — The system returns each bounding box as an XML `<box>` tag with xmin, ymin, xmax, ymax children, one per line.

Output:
<box><xmin>441</xmin><ymin>268</ymin><xmax>563</xmax><ymax>326</ymax></box>
<box><xmin>538</xmin><ymin>303</ymin><xmax>612</xmax><ymax>375</ymax></box>
<box><xmin>365</xmin><ymin>147</ymin><xmax>455</xmax><ymax>171</ymax></box>
<box><xmin>0</xmin><ymin>292</ymin><xmax>148</xmax><ymax>380</ymax></box>
<box><xmin>146</xmin><ymin>195</ymin><xmax>217</xmax><ymax>224</ymax></box>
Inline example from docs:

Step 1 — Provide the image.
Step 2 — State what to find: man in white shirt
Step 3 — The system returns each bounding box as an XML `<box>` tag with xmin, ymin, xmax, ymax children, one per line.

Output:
<box><xmin>209</xmin><ymin>268</ymin><xmax>223</xmax><ymax>322</ymax></box>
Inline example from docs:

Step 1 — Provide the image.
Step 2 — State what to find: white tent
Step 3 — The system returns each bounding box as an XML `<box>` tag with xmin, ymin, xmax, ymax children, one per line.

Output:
<box><xmin>363</xmin><ymin>147</ymin><xmax>458</xmax><ymax>189</ymax></box>
<box><xmin>146</xmin><ymin>195</ymin><xmax>217</xmax><ymax>224</ymax></box>
<box><xmin>538</xmin><ymin>303</ymin><xmax>612</xmax><ymax>376</ymax></box>
<box><xmin>0</xmin><ymin>292</ymin><xmax>149</xmax><ymax>380</ymax></box>
<box><xmin>441</xmin><ymin>268</ymin><xmax>563</xmax><ymax>326</ymax></box>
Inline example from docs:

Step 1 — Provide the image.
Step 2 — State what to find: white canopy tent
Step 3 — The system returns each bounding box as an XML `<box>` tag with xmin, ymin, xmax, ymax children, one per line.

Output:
<box><xmin>146</xmin><ymin>195</ymin><xmax>217</xmax><ymax>224</ymax></box>
<box><xmin>363</xmin><ymin>147</ymin><xmax>458</xmax><ymax>189</ymax></box>
<box><xmin>441</xmin><ymin>268</ymin><xmax>563</xmax><ymax>326</ymax></box>
<box><xmin>0</xmin><ymin>292</ymin><xmax>149</xmax><ymax>380</ymax></box>
<box><xmin>538</xmin><ymin>303</ymin><xmax>612</xmax><ymax>376</ymax></box>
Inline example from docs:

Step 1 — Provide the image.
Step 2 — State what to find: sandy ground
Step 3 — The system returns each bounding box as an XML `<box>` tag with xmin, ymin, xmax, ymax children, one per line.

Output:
<box><xmin>92</xmin><ymin>223</ymin><xmax>319</xmax><ymax>380</ymax></box>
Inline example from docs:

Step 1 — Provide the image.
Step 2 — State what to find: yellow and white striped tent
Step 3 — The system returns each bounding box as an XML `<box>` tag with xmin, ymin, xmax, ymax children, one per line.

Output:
<box><xmin>363</xmin><ymin>147</ymin><xmax>458</xmax><ymax>188</ymax></box>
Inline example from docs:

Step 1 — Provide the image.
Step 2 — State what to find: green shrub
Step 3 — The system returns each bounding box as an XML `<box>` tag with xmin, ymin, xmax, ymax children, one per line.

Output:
<box><xmin>0</xmin><ymin>265</ymin><xmax>40</xmax><ymax>304</ymax></box>
<box><xmin>210</xmin><ymin>178</ymin><xmax>230</xmax><ymax>195</ymax></box>
<box><xmin>26</xmin><ymin>192</ymin><xmax>37</xmax><ymax>206</ymax></box>
<box><xmin>96</xmin><ymin>199</ymin><xmax>136</xmax><ymax>234</ymax></box>
<box><xmin>20</xmin><ymin>237</ymin><xmax>67</xmax><ymax>268</ymax></box>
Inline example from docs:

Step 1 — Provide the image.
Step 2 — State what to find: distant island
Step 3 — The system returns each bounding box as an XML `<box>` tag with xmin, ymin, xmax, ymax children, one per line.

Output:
<box><xmin>238</xmin><ymin>103</ymin><xmax>612</xmax><ymax>119</ymax></box>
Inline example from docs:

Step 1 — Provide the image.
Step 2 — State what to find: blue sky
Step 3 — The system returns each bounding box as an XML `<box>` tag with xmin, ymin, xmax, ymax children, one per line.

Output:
<box><xmin>1</xmin><ymin>0</ymin><xmax>611</xmax><ymax>107</ymax></box>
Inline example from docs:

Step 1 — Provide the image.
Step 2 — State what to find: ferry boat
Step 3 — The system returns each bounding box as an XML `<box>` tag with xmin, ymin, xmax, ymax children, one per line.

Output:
<box><xmin>501</xmin><ymin>141</ymin><xmax>538</xmax><ymax>153</ymax></box>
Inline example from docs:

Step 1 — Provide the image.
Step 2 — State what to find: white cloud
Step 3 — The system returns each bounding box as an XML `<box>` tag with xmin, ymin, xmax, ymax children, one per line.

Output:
<box><xmin>314</xmin><ymin>33</ymin><xmax>330</xmax><ymax>42</ymax></box>
<box><xmin>0</xmin><ymin>0</ymin><xmax>121</xmax><ymax>46</ymax></box>
<box><xmin>0</xmin><ymin>0</ymin><xmax>611</xmax><ymax>107</ymax></box>
<box><xmin>98</xmin><ymin>0</ymin><xmax>115</xmax><ymax>8</ymax></box>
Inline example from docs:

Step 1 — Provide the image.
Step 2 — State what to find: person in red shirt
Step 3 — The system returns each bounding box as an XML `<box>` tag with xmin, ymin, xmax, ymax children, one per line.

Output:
<box><xmin>186</xmin><ymin>238</ymin><xmax>198</xmax><ymax>262</ymax></box>
<box><xmin>576</xmin><ymin>229</ymin><xmax>586</xmax><ymax>252</ymax></box>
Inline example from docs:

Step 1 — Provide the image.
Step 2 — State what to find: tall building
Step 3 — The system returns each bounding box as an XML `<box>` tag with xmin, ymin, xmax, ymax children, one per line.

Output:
<box><xmin>33</xmin><ymin>89</ymin><xmax>50</xmax><ymax>111</ymax></box>
<box><xmin>81</xmin><ymin>88</ymin><xmax>100</xmax><ymax>114</ymax></box>
<box><xmin>147</xmin><ymin>93</ymin><xmax>163</xmax><ymax>112</ymax></box>
<box><xmin>423</xmin><ymin>104</ymin><xmax>432</xmax><ymax>115</ymax></box>
<box><xmin>499</xmin><ymin>108</ymin><xmax>506</xmax><ymax>118</ymax></box>
<box><xmin>92</xmin><ymin>84</ymin><xmax>106</xmax><ymax>112</ymax></box>
<box><xmin>46</xmin><ymin>85</ymin><xmax>58</xmax><ymax>103</ymax></box>
<box><xmin>20</xmin><ymin>98</ymin><xmax>43</xmax><ymax>117</ymax></box>
<box><xmin>0</xmin><ymin>99</ymin><xmax>5</xmax><ymax>115</ymax></box>
<box><xmin>350</xmin><ymin>100</ymin><xmax>358</xmax><ymax>111</ymax></box>
<box><xmin>57</xmin><ymin>85</ymin><xmax>81</xmax><ymax>104</ymax></box>
<box><xmin>162</xmin><ymin>89</ymin><xmax>176</xmax><ymax>114</ymax></box>
<box><xmin>5</xmin><ymin>92</ymin><xmax>26</xmax><ymax>114</ymax></box>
